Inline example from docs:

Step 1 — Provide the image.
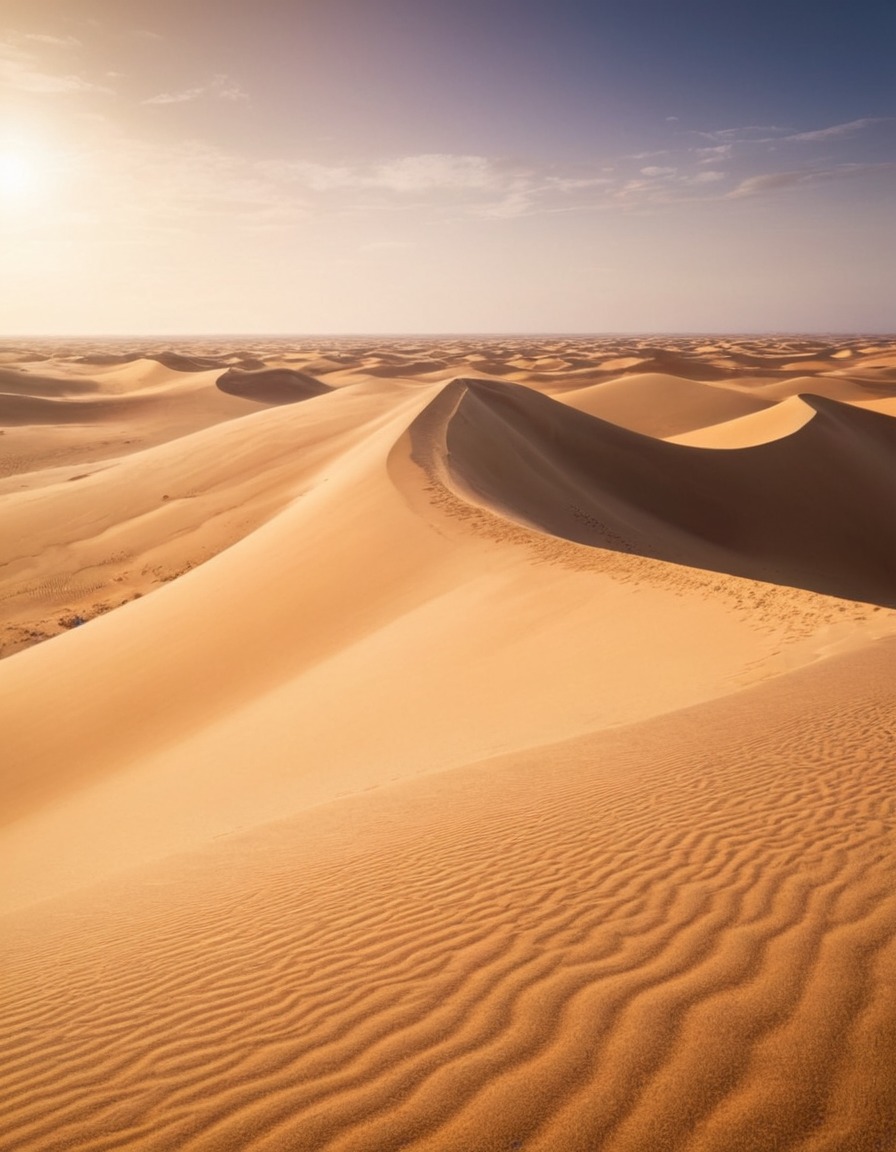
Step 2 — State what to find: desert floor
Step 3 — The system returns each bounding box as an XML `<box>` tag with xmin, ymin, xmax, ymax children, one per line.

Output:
<box><xmin>2</xmin><ymin>335</ymin><xmax>895</xmax><ymax>1151</ymax></box>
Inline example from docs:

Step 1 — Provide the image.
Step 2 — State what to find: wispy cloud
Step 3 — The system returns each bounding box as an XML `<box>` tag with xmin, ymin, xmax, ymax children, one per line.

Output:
<box><xmin>0</xmin><ymin>37</ymin><xmax>111</xmax><ymax>95</ymax></box>
<box><xmin>253</xmin><ymin>146</ymin><xmax>890</xmax><ymax>218</ymax></box>
<box><xmin>694</xmin><ymin>117</ymin><xmax>890</xmax><ymax>149</ymax></box>
<box><xmin>475</xmin><ymin>179</ymin><xmax>539</xmax><ymax>219</ymax></box>
<box><xmin>728</xmin><ymin>170</ymin><xmax>818</xmax><ymax>197</ymax></box>
<box><xmin>727</xmin><ymin>162</ymin><xmax>892</xmax><ymax>199</ymax></box>
<box><xmin>786</xmin><ymin>117</ymin><xmax>890</xmax><ymax>143</ymax></box>
<box><xmin>693</xmin><ymin>144</ymin><xmax>733</xmax><ymax>163</ymax></box>
<box><xmin>697</xmin><ymin>125</ymin><xmax>787</xmax><ymax>143</ymax></box>
<box><xmin>543</xmin><ymin>176</ymin><xmax>615</xmax><ymax>193</ymax></box>
<box><xmin>368</xmin><ymin>154</ymin><xmax>496</xmax><ymax>193</ymax></box>
<box><xmin>143</xmin><ymin>73</ymin><xmax>248</xmax><ymax>105</ymax></box>
<box><xmin>22</xmin><ymin>33</ymin><xmax>83</xmax><ymax>48</ymax></box>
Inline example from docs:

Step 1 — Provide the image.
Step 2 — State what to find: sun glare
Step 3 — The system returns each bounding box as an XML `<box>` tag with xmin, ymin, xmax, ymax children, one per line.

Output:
<box><xmin>0</xmin><ymin>152</ymin><xmax>35</xmax><ymax>201</ymax></box>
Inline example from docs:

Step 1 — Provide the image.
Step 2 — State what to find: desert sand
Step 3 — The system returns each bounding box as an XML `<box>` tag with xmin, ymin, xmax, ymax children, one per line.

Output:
<box><xmin>1</xmin><ymin>334</ymin><xmax>895</xmax><ymax>1151</ymax></box>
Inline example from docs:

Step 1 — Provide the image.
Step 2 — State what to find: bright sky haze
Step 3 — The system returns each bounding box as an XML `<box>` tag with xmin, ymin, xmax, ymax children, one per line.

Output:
<box><xmin>1</xmin><ymin>0</ymin><xmax>894</xmax><ymax>333</ymax></box>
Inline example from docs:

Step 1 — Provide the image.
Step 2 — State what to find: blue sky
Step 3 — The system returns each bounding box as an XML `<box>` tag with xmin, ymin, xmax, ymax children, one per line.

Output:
<box><xmin>0</xmin><ymin>0</ymin><xmax>893</xmax><ymax>332</ymax></box>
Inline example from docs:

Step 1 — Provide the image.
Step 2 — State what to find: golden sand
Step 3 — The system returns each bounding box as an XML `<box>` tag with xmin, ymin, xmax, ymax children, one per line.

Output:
<box><xmin>1</xmin><ymin>335</ymin><xmax>895</xmax><ymax>1150</ymax></box>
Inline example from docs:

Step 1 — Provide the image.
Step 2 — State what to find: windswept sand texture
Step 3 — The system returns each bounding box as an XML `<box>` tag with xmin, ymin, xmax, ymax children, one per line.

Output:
<box><xmin>2</xmin><ymin>335</ymin><xmax>896</xmax><ymax>1151</ymax></box>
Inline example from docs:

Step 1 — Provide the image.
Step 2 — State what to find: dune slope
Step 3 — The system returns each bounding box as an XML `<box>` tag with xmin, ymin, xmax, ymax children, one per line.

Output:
<box><xmin>1</xmin><ymin>636</ymin><xmax>895</xmax><ymax>1152</ymax></box>
<box><xmin>422</xmin><ymin>378</ymin><xmax>896</xmax><ymax>606</ymax></box>
<box><xmin>557</xmin><ymin>373</ymin><xmax>774</xmax><ymax>436</ymax></box>
<box><xmin>216</xmin><ymin>366</ymin><xmax>331</xmax><ymax>405</ymax></box>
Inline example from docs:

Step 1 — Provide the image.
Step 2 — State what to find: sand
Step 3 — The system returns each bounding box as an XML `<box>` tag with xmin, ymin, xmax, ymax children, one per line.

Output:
<box><xmin>1</xmin><ymin>334</ymin><xmax>896</xmax><ymax>1151</ymax></box>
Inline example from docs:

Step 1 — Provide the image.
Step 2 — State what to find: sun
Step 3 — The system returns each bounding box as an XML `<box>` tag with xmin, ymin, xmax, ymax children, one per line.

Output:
<box><xmin>0</xmin><ymin>152</ymin><xmax>35</xmax><ymax>201</ymax></box>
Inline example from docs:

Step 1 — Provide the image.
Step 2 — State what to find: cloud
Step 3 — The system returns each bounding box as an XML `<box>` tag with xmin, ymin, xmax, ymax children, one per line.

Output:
<box><xmin>544</xmin><ymin>176</ymin><xmax>614</xmax><ymax>193</ymax></box>
<box><xmin>725</xmin><ymin>164</ymin><xmax>892</xmax><ymax>199</ymax></box>
<box><xmin>695</xmin><ymin>118</ymin><xmax>890</xmax><ymax>150</ymax></box>
<box><xmin>368</xmin><ymin>154</ymin><xmax>496</xmax><ymax>193</ymax></box>
<box><xmin>694</xmin><ymin>144</ymin><xmax>733</xmax><ymax>163</ymax></box>
<box><xmin>697</xmin><ymin>125</ymin><xmax>787</xmax><ymax>143</ymax></box>
<box><xmin>267</xmin><ymin>153</ymin><xmax>506</xmax><ymax>198</ymax></box>
<box><xmin>475</xmin><ymin>181</ymin><xmax>538</xmax><ymax>219</ymax></box>
<box><xmin>143</xmin><ymin>73</ymin><xmax>248</xmax><ymax>105</ymax></box>
<box><xmin>267</xmin><ymin>161</ymin><xmax>356</xmax><ymax>192</ymax></box>
<box><xmin>22</xmin><ymin>33</ymin><xmax>83</xmax><ymax>48</ymax></box>
<box><xmin>0</xmin><ymin>38</ymin><xmax>111</xmax><ymax>95</ymax></box>
<box><xmin>691</xmin><ymin>170</ymin><xmax>726</xmax><ymax>184</ymax></box>
<box><xmin>640</xmin><ymin>166</ymin><xmax>676</xmax><ymax>177</ymax></box>
<box><xmin>785</xmin><ymin>117</ymin><xmax>889</xmax><ymax>143</ymax></box>
<box><xmin>728</xmin><ymin>171</ymin><xmax>817</xmax><ymax>197</ymax></box>
<box><xmin>265</xmin><ymin>154</ymin><xmax>615</xmax><ymax>219</ymax></box>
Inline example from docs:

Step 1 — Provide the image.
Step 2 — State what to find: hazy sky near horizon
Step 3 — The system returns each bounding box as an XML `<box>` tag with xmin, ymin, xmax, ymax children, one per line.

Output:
<box><xmin>0</xmin><ymin>0</ymin><xmax>894</xmax><ymax>334</ymax></box>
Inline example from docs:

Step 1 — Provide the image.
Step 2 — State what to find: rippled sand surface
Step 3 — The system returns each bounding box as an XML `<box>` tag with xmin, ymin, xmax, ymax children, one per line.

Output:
<box><xmin>2</xmin><ymin>335</ymin><xmax>895</xmax><ymax>1151</ymax></box>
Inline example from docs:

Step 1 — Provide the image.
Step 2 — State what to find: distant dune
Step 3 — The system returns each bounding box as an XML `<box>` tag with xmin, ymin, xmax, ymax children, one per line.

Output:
<box><xmin>557</xmin><ymin>372</ymin><xmax>774</xmax><ymax>436</ymax></box>
<box><xmin>216</xmin><ymin>365</ymin><xmax>331</xmax><ymax>404</ymax></box>
<box><xmin>1</xmin><ymin>335</ymin><xmax>895</xmax><ymax>1152</ymax></box>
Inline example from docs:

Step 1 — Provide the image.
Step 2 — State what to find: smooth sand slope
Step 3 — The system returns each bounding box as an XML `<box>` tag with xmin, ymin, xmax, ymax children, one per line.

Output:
<box><xmin>556</xmin><ymin>373</ymin><xmax>775</xmax><ymax>437</ymax></box>
<box><xmin>1</xmin><ymin>335</ymin><xmax>896</xmax><ymax>1151</ymax></box>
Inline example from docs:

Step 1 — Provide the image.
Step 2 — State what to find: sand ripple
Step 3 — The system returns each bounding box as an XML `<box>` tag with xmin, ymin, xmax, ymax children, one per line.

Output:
<box><xmin>2</xmin><ymin>642</ymin><xmax>895</xmax><ymax>1151</ymax></box>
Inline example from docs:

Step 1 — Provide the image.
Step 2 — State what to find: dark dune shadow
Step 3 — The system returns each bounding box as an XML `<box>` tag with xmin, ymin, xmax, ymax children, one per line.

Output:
<box><xmin>216</xmin><ymin>367</ymin><xmax>331</xmax><ymax>405</ymax></box>
<box><xmin>413</xmin><ymin>377</ymin><xmax>896</xmax><ymax>607</ymax></box>
<box><xmin>150</xmin><ymin>352</ymin><xmax>227</xmax><ymax>373</ymax></box>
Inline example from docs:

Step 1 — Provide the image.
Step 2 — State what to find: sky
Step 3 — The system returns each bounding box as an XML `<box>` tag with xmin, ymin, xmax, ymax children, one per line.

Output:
<box><xmin>0</xmin><ymin>0</ymin><xmax>894</xmax><ymax>334</ymax></box>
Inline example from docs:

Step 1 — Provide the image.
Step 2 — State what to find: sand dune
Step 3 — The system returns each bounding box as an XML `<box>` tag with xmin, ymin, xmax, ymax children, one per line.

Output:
<box><xmin>667</xmin><ymin>395</ymin><xmax>817</xmax><ymax>447</ymax></box>
<box><xmin>1</xmin><ymin>335</ymin><xmax>895</xmax><ymax>1151</ymax></box>
<box><xmin>421</xmin><ymin>377</ymin><xmax>896</xmax><ymax>605</ymax></box>
<box><xmin>0</xmin><ymin>362</ymin><xmax>265</xmax><ymax>481</ymax></box>
<box><xmin>216</xmin><ymin>365</ymin><xmax>331</xmax><ymax>404</ymax></box>
<box><xmin>755</xmin><ymin>374</ymin><xmax>893</xmax><ymax>403</ymax></box>
<box><xmin>0</xmin><ymin>366</ymin><xmax>102</xmax><ymax>397</ymax></box>
<box><xmin>557</xmin><ymin>372</ymin><xmax>774</xmax><ymax>436</ymax></box>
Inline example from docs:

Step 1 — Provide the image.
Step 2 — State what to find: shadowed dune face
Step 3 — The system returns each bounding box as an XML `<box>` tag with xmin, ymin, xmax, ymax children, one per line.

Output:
<box><xmin>216</xmin><ymin>366</ymin><xmax>331</xmax><ymax>405</ymax></box>
<box><xmin>0</xmin><ymin>367</ymin><xmax>103</xmax><ymax>397</ymax></box>
<box><xmin>149</xmin><ymin>351</ymin><xmax>227</xmax><ymax>372</ymax></box>
<box><xmin>417</xmin><ymin>378</ymin><xmax>896</xmax><ymax>606</ymax></box>
<box><xmin>0</xmin><ymin>390</ymin><xmax>162</xmax><ymax>425</ymax></box>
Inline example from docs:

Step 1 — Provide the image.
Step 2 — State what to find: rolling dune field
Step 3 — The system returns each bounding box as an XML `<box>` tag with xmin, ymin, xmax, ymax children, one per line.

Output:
<box><xmin>2</xmin><ymin>335</ymin><xmax>895</xmax><ymax>1151</ymax></box>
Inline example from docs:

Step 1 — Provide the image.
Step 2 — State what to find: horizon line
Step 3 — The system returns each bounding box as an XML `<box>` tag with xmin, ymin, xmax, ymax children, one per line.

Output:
<box><xmin>2</xmin><ymin>330</ymin><xmax>894</xmax><ymax>340</ymax></box>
